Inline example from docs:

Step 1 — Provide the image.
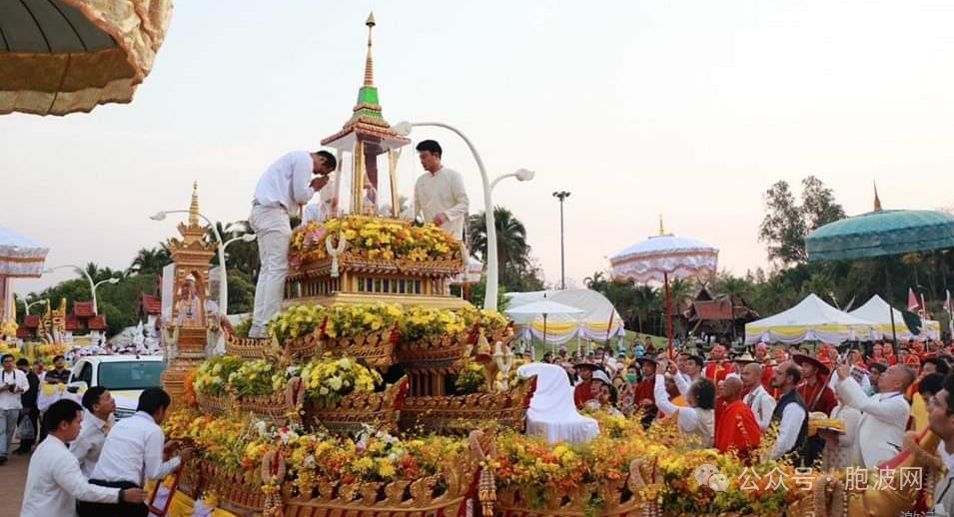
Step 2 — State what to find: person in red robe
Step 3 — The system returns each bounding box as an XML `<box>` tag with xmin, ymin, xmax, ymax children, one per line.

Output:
<box><xmin>715</xmin><ymin>376</ymin><xmax>762</xmax><ymax>459</ymax></box>
<box><xmin>634</xmin><ymin>357</ymin><xmax>658</xmax><ymax>426</ymax></box>
<box><xmin>793</xmin><ymin>354</ymin><xmax>837</xmax><ymax>415</ymax></box>
<box><xmin>883</xmin><ymin>343</ymin><xmax>898</xmax><ymax>365</ymax></box>
<box><xmin>573</xmin><ymin>364</ymin><xmax>600</xmax><ymax>409</ymax></box>
<box><xmin>704</xmin><ymin>344</ymin><xmax>731</xmax><ymax>383</ymax></box>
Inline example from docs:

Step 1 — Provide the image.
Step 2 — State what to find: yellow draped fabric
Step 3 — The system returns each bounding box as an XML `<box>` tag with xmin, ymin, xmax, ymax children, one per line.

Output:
<box><xmin>143</xmin><ymin>484</ymin><xmax>242</xmax><ymax>517</ymax></box>
<box><xmin>0</xmin><ymin>0</ymin><xmax>173</xmax><ymax>116</ymax></box>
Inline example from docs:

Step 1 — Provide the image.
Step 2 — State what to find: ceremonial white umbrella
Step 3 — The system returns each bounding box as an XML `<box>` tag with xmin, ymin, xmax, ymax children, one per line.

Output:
<box><xmin>609</xmin><ymin>219</ymin><xmax>719</xmax><ymax>355</ymax></box>
<box><xmin>506</xmin><ymin>297</ymin><xmax>583</xmax><ymax>354</ymax></box>
<box><xmin>0</xmin><ymin>228</ymin><xmax>49</xmax><ymax>328</ymax></box>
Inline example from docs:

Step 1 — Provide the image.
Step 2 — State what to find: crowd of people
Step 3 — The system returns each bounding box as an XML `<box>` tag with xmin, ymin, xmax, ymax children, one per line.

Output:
<box><xmin>530</xmin><ymin>336</ymin><xmax>954</xmax><ymax>513</ymax></box>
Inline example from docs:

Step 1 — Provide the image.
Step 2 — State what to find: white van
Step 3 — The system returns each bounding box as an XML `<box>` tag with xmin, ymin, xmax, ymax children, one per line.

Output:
<box><xmin>67</xmin><ymin>356</ymin><xmax>166</xmax><ymax>419</ymax></box>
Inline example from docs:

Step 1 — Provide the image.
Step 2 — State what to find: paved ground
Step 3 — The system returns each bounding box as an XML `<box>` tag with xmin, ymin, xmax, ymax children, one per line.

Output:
<box><xmin>0</xmin><ymin>448</ymin><xmax>30</xmax><ymax>517</ymax></box>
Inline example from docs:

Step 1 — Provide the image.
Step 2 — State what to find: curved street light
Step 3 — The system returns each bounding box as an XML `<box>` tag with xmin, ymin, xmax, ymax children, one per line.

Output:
<box><xmin>392</xmin><ymin>120</ymin><xmax>535</xmax><ymax>311</ymax></box>
<box><xmin>23</xmin><ymin>298</ymin><xmax>47</xmax><ymax>315</ymax></box>
<box><xmin>150</xmin><ymin>210</ymin><xmax>256</xmax><ymax>316</ymax></box>
<box><xmin>43</xmin><ymin>265</ymin><xmax>119</xmax><ymax>313</ymax></box>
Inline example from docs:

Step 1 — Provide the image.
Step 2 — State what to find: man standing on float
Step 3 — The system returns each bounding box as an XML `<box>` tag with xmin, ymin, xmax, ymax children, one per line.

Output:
<box><xmin>413</xmin><ymin>140</ymin><xmax>469</xmax><ymax>240</ymax></box>
<box><xmin>248</xmin><ymin>150</ymin><xmax>337</xmax><ymax>338</ymax></box>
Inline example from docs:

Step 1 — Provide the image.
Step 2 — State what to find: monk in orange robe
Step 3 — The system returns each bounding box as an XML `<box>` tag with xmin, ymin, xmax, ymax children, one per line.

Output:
<box><xmin>715</xmin><ymin>376</ymin><xmax>762</xmax><ymax>458</ymax></box>
<box><xmin>704</xmin><ymin>344</ymin><xmax>731</xmax><ymax>383</ymax></box>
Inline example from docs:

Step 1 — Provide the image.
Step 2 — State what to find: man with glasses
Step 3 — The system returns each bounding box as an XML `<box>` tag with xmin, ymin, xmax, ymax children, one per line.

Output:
<box><xmin>248</xmin><ymin>150</ymin><xmax>337</xmax><ymax>338</ymax></box>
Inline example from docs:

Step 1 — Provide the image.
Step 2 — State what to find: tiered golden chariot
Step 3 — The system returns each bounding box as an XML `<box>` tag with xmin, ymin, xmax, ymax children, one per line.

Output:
<box><xmin>158</xmin><ymin>15</ymin><xmax>944</xmax><ymax>517</ymax></box>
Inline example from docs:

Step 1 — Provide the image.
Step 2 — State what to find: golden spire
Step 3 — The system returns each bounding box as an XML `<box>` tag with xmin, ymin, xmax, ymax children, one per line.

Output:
<box><xmin>873</xmin><ymin>180</ymin><xmax>882</xmax><ymax>211</ymax></box>
<box><xmin>659</xmin><ymin>215</ymin><xmax>666</xmax><ymax>236</ymax></box>
<box><xmin>189</xmin><ymin>181</ymin><xmax>200</xmax><ymax>226</ymax></box>
<box><xmin>363</xmin><ymin>12</ymin><xmax>376</xmax><ymax>87</ymax></box>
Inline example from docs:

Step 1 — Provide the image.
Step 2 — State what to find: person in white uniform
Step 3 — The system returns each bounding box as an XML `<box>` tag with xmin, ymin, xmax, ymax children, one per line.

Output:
<box><xmin>0</xmin><ymin>353</ymin><xmax>29</xmax><ymax>465</ymax></box>
<box><xmin>412</xmin><ymin>140</ymin><xmax>469</xmax><ymax>240</ymax></box>
<box><xmin>71</xmin><ymin>386</ymin><xmax>117</xmax><ymax>478</ymax></box>
<box><xmin>19</xmin><ymin>399</ymin><xmax>145</xmax><ymax>517</ymax></box>
<box><xmin>741</xmin><ymin>363</ymin><xmax>776</xmax><ymax>432</ymax></box>
<box><xmin>654</xmin><ymin>358</ymin><xmax>716</xmax><ymax>448</ymax></box>
<box><xmin>81</xmin><ymin>388</ymin><xmax>193</xmax><ymax>517</ymax></box>
<box><xmin>248</xmin><ymin>150</ymin><xmax>337</xmax><ymax>338</ymax></box>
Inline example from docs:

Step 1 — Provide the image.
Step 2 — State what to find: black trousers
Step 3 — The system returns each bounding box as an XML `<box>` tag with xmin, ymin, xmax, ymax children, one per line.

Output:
<box><xmin>16</xmin><ymin>407</ymin><xmax>38</xmax><ymax>450</ymax></box>
<box><xmin>77</xmin><ymin>479</ymin><xmax>147</xmax><ymax>517</ymax></box>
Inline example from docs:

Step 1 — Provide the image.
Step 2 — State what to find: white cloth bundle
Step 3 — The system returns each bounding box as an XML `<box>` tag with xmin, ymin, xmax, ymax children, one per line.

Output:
<box><xmin>517</xmin><ymin>363</ymin><xmax>600</xmax><ymax>445</ymax></box>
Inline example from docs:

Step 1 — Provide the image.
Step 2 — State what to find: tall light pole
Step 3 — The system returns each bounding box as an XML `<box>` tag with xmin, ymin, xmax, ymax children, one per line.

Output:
<box><xmin>150</xmin><ymin>211</ymin><xmax>253</xmax><ymax>316</ymax></box>
<box><xmin>552</xmin><ymin>191</ymin><xmax>571</xmax><ymax>290</ymax></box>
<box><xmin>392</xmin><ymin>120</ymin><xmax>534</xmax><ymax>311</ymax></box>
<box><xmin>24</xmin><ymin>298</ymin><xmax>46</xmax><ymax>315</ymax></box>
<box><xmin>43</xmin><ymin>265</ymin><xmax>119</xmax><ymax>314</ymax></box>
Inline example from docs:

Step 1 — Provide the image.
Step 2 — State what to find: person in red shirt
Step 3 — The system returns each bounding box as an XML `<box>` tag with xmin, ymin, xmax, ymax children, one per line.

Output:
<box><xmin>883</xmin><ymin>343</ymin><xmax>899</xmax><ymax>365</ymax></box>
<box><xmin>704</xmin><ymin>344</ymin><xmax>731</xmax><ymax>384</ymax></box>
<box><xmin>793</xmin><ymin>354</ymin><xmax>837</xmax><ymax>416</ymax></box>
<box><xmin>715</xmin><ymin>376</ymin><xmax>762</xmax><ymax>459</ymax></box>
<box><xmin>634</xmin><ymin>357</ymin><xmax>658</xmax><ymax>427</ymax></box>
<box><xmin>573</xmin><ymin>364</ymin><xmax>601</xmax><ymax>409</ymax></box>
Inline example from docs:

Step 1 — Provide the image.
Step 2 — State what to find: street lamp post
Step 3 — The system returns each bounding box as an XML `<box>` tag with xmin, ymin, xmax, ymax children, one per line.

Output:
<box><xmin>24</xmin><ymin>298</ymin><xmax>46</xmax><ymax>315</ymax></box>
<box><xmin>392</xmin><ymin>120</ymin><xmax>534</xmax><ymax>311</ymax></box>
<box><xmin>150</xmin><ymin>211</ymin><xmax>254</xmax><ymax>316</ymax></box>
<box><xmin>43</xmin><ymin>265</ymin><xmax>119</xmax><ymax>313</ymax></box>
<box><xmin>552</xmin><ymin>191</ymin><xmax>571</xmax><ymax>290</ymax></box>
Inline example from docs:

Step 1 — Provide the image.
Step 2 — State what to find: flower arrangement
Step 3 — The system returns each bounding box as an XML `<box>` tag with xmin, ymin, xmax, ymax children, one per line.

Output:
<box><xmin>458</xmin><ymin>306</ymin><xmax>509</xmax><ymax>334</ymax></box>
<box><xmin>398</xmin><ymin>306</ymin><xmax>469</xmax><ymax>342</ymax></box>
<box><xmin>322</xmin><ymin>303</ymin><xmax>401</xmax><ymax>339</ymax></box>
<box><xmin>454</xmin><ymin>361</ymin><xmax>486</xmax><ymax>394</ymax></box>
<box><xmin>289</xmin><ymin>216</ymin><xmax>463</xmax><ymax>265</ymax></box>
<box><xmin>228</xmin><ymin>359</ymin><xmax>278</xmax><ymax>397</ymax></box>
<box><xmin>194</xmin><ymin>355</ymin><xmax>246</xmax><ymax>397</ymax></box>
<box><xmin>300</xmin><ymin>355</ymin><xmax>383</xmax><ymax>405</ymax></box>
<box><xmin>267</xmin><ymin>305</ymin><xmax>324</xmax><ymax>343</ymax></box>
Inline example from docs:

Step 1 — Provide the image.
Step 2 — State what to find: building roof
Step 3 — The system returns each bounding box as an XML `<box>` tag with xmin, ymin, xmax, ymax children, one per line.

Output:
<box><xmin>23</xmin><ymin>315</ymin><xmax>40</xmax><ymax>328</ymax></box>
<box><xmin>140</xmin><ymin>292</ymin><xmax>161</xmax><ymax>315</ymax></box>
<box><xmin>88</xmin><ymin>314</ymin><xmax>107</xmax><ymax>330</ymax></box>
<box><xmin>65</xmin><ymin>314</ymin><xmax>108</xmax><ymax>332</ymax></box>
<box><xmin>692</xmin><ymin>299</ymin><xmax>734</xmax><ymax>321</ymax></box>
<box><xmin>73</xmin><ymin>301</ymin><xmax>96</xmax><ymax>318</ymax></box>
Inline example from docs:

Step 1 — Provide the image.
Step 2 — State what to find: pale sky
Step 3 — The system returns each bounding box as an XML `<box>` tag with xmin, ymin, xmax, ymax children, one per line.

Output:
<box><xmin>4</xmin><ymin>0</ymin><xmax>954</xmax><ymax>295</ymax></box>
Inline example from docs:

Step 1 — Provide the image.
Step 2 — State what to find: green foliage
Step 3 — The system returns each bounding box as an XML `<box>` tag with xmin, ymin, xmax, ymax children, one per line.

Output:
<box><xmin>759</xmin><ymin>176</ymin><xmax>846</xmax><ymax>266</ymax></box>
<box><xmin>467</xmin><ymin>207</ymin><xmax>545</xmax><ymax>296</ymax></box>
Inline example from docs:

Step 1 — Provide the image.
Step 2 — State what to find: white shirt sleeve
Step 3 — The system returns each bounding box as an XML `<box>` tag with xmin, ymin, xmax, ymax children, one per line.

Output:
<box><xmin>413</xmin><ymin>179</ymin><xmax>423</xmax><ymax>221</ymax></box>
<box><xmin>654</xmin><ymin>374</ymin><xmax>699</xmax><ymax>433</ymax></box>
<box><xmin>837</xmin><ymin>375</ymin><xmax>909</xmax><ymax>424</ymax></box>
<box><xmin>674</xmin><ymin>372</ymin><xmax>690</xmax><ymax>397</ymax></box>
<box><xmin>70</xmin><ymin>426</ymin><xmax>93</xmax><ymax>467</ymax></box>
<box><xmin>291</xmin><ymin>154</ymin><xmax>315</xmax><ymax>206</ymax></box>
<box><xmin>53</xmin><ymin>453</ymin><xmax>120</xmax><ymax>504</ymax></box>
<box><xmin>16</xmin><ymin>370</ymin><xmax>29</xmax><ymax>393</ymax></box>
<box><xmin>770</xmin><ymin>403</ymin><xmax>806</xmax><ymax>460</ymax></box>
<box><xmin>143</xmin><ymin>428</ymin><xmax>182</xmax><ymax>481</ymax></box>
<box><xmin>442</xmin><ymin>171</ymin><xmax>469</xmax><ymax>220</ymax></box>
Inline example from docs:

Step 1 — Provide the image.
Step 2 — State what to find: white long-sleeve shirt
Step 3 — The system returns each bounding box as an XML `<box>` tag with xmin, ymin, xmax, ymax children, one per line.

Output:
<box><xmin>769</xmin><ymin>398</ymin><xmax>806</xmax><ymax>461</ymax></box>
<box><xmin>0</xmin><ymin>369</ymin><xmax>29</xmax><ymax>410</ymax></box>
<box><xmin>20</xmin><ymin>434</ymin><xmax>120</xmax><ymax>517</ymax></box>
<box><xmin>91</xmin><ymin>411</ymin><xmax>180</xmax><ymax>485</ymax></box>
<box><xmin>253</xmin><ymin>151</ymin><xmax>316</xmax><ymax>217</ymax></box>
<box><xmin>70</xmin><ymin>410</ymin><xmax>115</xmax><ymax>478</ymax></box>
<box><xmin>744</xmin><ymin>385</ymin><xmax>777</xmax><ymax>432</ymax></box>
<box><xmin>654</xmin><ymin>374</ymin><xmax>714</xmax><ymax>448</ymax></box>
<box><xmin>413</xmin><ymin>167</ymin><xmax>469</xmax><ymax>239</ymax></box>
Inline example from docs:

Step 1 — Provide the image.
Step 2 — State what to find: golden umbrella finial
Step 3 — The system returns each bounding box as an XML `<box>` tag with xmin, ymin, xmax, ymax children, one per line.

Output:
<box><xmin>873</xmin><ymin>180</ymin><xmax>882</xmax><ymax>211</ymax></box>
<box><xmin>363</xmin><ymin>12</ymin><xmax>376</xmax><ymax>87</ymax></box>
<box><xmin>189</xmin><ymin>181</ymin><xmax>200</xmax><ymax>226</ymax></box>
<box><xmin>659</xmin><ymin>215</ymin><xmax>666</xmax><ymax>236</ymax></box>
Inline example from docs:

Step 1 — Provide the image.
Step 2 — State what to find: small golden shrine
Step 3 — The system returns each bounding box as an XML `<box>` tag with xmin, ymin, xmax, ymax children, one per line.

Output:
<box><xmin>283</xmin><ymin>13</ymin><xmax>467</xmax><ymax>310</ymax></box>
<box><xmin>161</xmin><ymin>182</ymin><xmax>217</xmax><ymax>407</ymax></box>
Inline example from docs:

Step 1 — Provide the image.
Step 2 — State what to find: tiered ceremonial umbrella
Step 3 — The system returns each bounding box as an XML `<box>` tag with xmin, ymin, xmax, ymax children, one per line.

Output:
<box><xmin>610</xmin><ymin>218</ymin><xmax>719</xmax><ymax>354</ymax></box>
<box><xmin>0</xmin><ymin>0</ymin><xmax>173</xmax><ymax>116</ymax></box>
<box><xmin>806</xmin><ymin>188</ymin><xmax>954</xmax><ymax>343</ymax></box>
<box><xmin>0</xmin><ymin>228</ymin><xmax>49</xmax><ymax>328</ymax></box>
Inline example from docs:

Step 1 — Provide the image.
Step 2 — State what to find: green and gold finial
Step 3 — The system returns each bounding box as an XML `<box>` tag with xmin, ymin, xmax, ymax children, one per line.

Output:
<box><xmin>873</xmin><ymin>181</ymin><xmax>882</xmax><ymax>211</ymax></box>
<box><xmin>189</xmin><ymin>181</ymin><xmax>200</xmax><ymax>226</ymax></box>
<box><xmin>363</xmin><ymin>12</ymin><xmax>376</xmax><ymax>87</ymax></box>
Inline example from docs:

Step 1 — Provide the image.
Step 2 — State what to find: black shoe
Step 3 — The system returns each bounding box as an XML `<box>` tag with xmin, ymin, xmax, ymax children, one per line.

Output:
<box><xmin>0</xmin><ymin>456</ymin><xmax>7</xmax><ymax>465</ymax></box>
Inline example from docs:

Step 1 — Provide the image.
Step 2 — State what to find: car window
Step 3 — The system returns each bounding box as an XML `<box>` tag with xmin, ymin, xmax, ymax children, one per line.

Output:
<box><xmin>79</xmin><ymin>363</ymin><xmax>93</xmax><ymax>385</ymax></box>
<box><xmin>97</xmin><ymin>362</ymin><xmax>166</xmax><ymax>391</ymax></box>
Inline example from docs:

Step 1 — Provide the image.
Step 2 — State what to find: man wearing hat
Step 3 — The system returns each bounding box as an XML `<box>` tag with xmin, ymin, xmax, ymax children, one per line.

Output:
<box><xmin>574</xmin><ymin>363</ymin><xmax>600</xmax><ymax>409</ymax></box>
<box><xmin>793</xmin><ymin>354</ymin><xmax>837</xmax><ymax>416</ymax></box>
<box><xmin>581</xmin><ymin>369</ymin><xmax>613</xmax><ymax>410</ymax></box>
<box><xmin>634</xmin><ymin>357</ymin><xmax>658</xmax><ymax>426</ymax></box>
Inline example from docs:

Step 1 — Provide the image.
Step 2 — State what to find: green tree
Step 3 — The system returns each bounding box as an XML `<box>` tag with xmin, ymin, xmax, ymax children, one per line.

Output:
<box><xmin>127</xmin><ymin>246</ymin><xmax>171</xmax><ymax>277</ymax></box>
<box><xmin>759</xmin><ymin>181</ymin><xmax>808</xmax><ymax>265</ymax></box>
<box><xmin>467</xmin><ymin>207</ymin><xmax>544</xmax><ymax>294</ymax></box>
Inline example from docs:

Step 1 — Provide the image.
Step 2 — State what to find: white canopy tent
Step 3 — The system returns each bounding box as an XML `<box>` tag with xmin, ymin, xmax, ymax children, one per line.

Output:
<box><xmin>505</xmin><ymin>289</ymin><xmax>626</xmax><ymax>346</ymax></box>
<box><xmin>849</xmin><ymin>294</ymin><xmax>941</xmax><ymax>341</ymax></box>
<box><xmin>744</xmin><ymin>293</ymin><xmax>876</xmax><ymax>345</ymax></box>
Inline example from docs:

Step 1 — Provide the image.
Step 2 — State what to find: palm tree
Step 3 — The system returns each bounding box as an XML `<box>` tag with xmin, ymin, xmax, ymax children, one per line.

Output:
<box><xmin>584</xmin><ymin>271</ymin><xmax>607</xmax><ymax>290</ymax></box>
<box><xmin>632</xmin><ymin>285</ymin><xmax>660</xmax><ymax>333</ymax></box>
<box><xmin>467</xmin><ymin>207</ymin><xmax>531</xmax><ymax>271</ymax></box>
<box><xmin>128</xmin><ymin>247</ymin><xmax>171</xmax><ymax>276</ymax></box>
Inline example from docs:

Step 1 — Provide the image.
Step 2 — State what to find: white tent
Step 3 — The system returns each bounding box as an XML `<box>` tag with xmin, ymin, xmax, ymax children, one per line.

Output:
<box><xmin>744</xmin><ymin>293</ymin><xmax>876</xmax><ymax>345</ymax></box>
<box><xmin>849</xmin><ymin>295</ymin><xmax>941</xmax><ymax>341</ymax></box>
<box><xmin>505</xmin><ymin>289</ymin><xmax>625</xmax><ymax>346</ymax></box>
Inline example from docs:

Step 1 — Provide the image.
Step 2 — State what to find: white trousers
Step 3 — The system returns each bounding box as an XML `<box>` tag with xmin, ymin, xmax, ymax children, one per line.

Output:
<box><xmin>249</xmin><ymin>206</ymin><xmax>291</xmax><ymax>337</ymax></box>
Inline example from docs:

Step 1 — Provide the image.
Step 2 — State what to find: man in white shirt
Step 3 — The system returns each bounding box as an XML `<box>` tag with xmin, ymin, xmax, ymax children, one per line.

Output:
<box><xmin>412</xmin><ymin>140</ymin><xmax>469</xmax><ymax>240</ymax></box>
<box><xmin>741</xmin><ymin>362</ymin><xmax>777</xmax><ymax>432</ymax></box>
<box><xmin>82</xmin><ymin>388</ymin><xmax>193</xmax><ymax>517</ymax></box>
<box><xmin>0</xmin><ymin>353</ymin><xmax>29</xmax><ymax>464</ymax></box>
<box><xmin>248</xmin><ymin>150</ymin><xmax>337</xmax><ymax>338</ymax></box>
<box><xmin>654</xmin><ymin>357</ymin><xmax>716</xmax><ymax>448</ymax></box>
<box><xmin>834</xmin><ymin>361</ymin><xmax>913</xmax><ymax>469</ymax></box>
<box><xmin>71</xmin><ymin>386</ymin><xmax>116</xmax><ymax>478</ymax></box>
<box><xmin>768</xmin><ymin>361</ymin><xmax>808</xmax><ymax>463</ymax></box>
<box><xmin>19</xmin><ymin>399</ymin><xmax>145</xmax><ymax>517</ymax></box>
